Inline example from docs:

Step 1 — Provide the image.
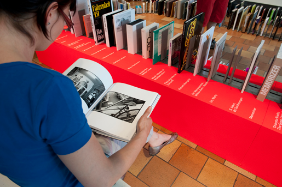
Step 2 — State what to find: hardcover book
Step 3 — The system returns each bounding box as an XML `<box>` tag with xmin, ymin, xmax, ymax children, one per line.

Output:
<box><xmin>241</xmin><ymin>12</ymin><xmax>252</xmax><ymax>33</ymax></box>
<box><xmin>193</xmin><ymin>26</ymin><xmax>214</xmax><ymax>76</ymax></box>
<box><xmin>227</xmin><ymin>8</ymin><xmax>237</xmax><ymax>29</ymax></box>
<box><xmin>112</xmin><ymin>9</ymin><xmax>135</xmax><ymax>51</ymax></box>
<box><xmin>237</xmin><ymin>6</ymin><xmax>250</xmax><ymax>31</ymax></box>
<box><xmin>102</xmin><ymin>9</ymin><xmax>123</xmax><ymax>47</ymax></box>
<box><xmin>152</xmin><ymin>21</ymin><xmax>174</xmax><ymax>65</ymax></box>
<box><xmin>141</xmin><ymin>23</ymin><xmax>160</xmax><ymax>59</ymax></box>
<box><xmin>177</xmin><ymin>0</ymin><xmax>186</xmax><ymax>19</ymax></box>
<box><xmin>126</xmin><ymin>19</ymin><xmax>146</xmax><ymax>54</ymax></box>
<box><xmin>260</xmin><ymin>17</ymin><xmax>269</xmax><ymax>36</ymax></box>
<box><xmin>63</xmin><ymin>58</ymin><xmax>161</xmax><ymax>142</ymax></box>
<box><xmin>257</xmin><ymin>45</ymin><xmax>282</xmax><ymax>101</ymax></box>
<box><xmin>247</xmin><ymin>11</ymin><xmax>258</xmax><ymax>34</ymax></box>
<box><xmin>168</xmin><ymin>33</ymin><xmax>182</xmax><ymax>66</ymax></box>
<box><xmin>241</xmin><ymin>40</ymin><xmax>265</xmax><ymax>93</ymax></box>
<box><xmin>88</xmin><ymin>0</ymin><xmax>113</xmax><ymax>44</ymax></box>
<box><xmin>83</xmin><ymin>14</ymin><xmax>94</xmax><ymax>38</ymax></box>
<box><xmin>233</xmin><ymin>7</ymin><xmax>243</xmax><ymax>30</ymax></box>
<box><xmin>207</xmin><ymin>32</ymin><xmax>227</xmax><ymax>82</ymax></box>
<box><xmin>178</xmin><ymin>12</ymin><xmax>204</xmax><ymax>73</ymax></box>
<box><xmin>70</xmin><ymin>9</ymin><xmax>86</xmax><ymax>37</ymax></box>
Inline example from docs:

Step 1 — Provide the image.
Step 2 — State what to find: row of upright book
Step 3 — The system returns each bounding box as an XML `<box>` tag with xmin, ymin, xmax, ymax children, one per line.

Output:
<box><xmin>135</xmin><ymin>0</ymin><xmax>198</xmax><ymax>20</ymax></box>
<box><xmin>226</xmin><ymin>0</ymin><xmax>282</xmax><ymax>40</ymax></box>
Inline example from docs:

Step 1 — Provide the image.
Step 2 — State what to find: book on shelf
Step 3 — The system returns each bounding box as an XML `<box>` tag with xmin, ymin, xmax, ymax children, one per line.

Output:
<box><xmin>70</xmin><ymin>9</ymin><xmax>86</xmax><ymax>37</ymax></box>
<box><xmin>170</xmin><ymin>1</ymin><xmax>175</xmax><ymax>17</ymax></box>
<box><xmin>83</xmin><ymin>14</ymin><xmax>94</xmax><ymax>38</ymax></box>
<box><xmin>153</xmin><ymin>21</ymin><xmax>174</xmax><ymax>65</ymax></box>
<box><xmin>232</xmin><ymin>7</ymin><xmax>243</xmax><ymax>30</ymax></box>
<box><xmin>102</xmin><ymin>9</ymin><xmax>123</xmax><ymax>47</ymax></box>
<box><xmin>158</xmin><ymin>0</ymin><xmax>165</xmax><ymax>15</ymax></box>
<box><xmin>63</xmin><ymin>58</ymin><xmax>161</xmax><ymax>142</ymax></box>
<box><xmin>272</xmin><ymin>12</ymin><xmax>282</xmax><ymax>39</ymax></box>
<box><xmin>193</xmin><ymin>26</ymin><xmax>214</xmax><ymax>76</ymax></box>
<box><xmin>178</xmin><ymin>12</ymin><xmax>204</xmax><ymax>73</ymax></box>
<box><xmin>112</xmin><ymin>9</ymin><xmax>135</xmax><ymax>51</ymax></box>
<box><xmin>268</xmin><ymin>8</ymin><xmax>276</xmax><ymax>25</ymax></box>
<box><xmin>182</xmin><ymin>1</ymin><xmax>189</xmax><ymax>20</ymax></box>
<box><xmin>227</xmin><ymin>8</ymin><xmax>237</xmax><ymax>29</ymax></box>
<box><xmin>241</xmin><ymin>12</ymin><xmax>252</xmax><ymax>33</ymax></box>
<box><xmin>166</xmin><ymin>0</ymin><xmax>176</xmax><ymax>17</ymax></box>
<box><xmin>207</xmin><ymin>32</ymin><xmax>227</xmax><ymax>82</ymax></box>
<box><xmin>126</xmin><ymin>19</ymin><xmax>146</xmax><ymax>55</ymax></box>
<box><xmin>174</xmin><ymin>1</ymin><xmax>178</xmax><ymax>18</ymax></box>
<box><xmin>168</xmin><ymin>33</ymin><xmax>182</xmax><ymax>66</ymax></box>
<box><xmin>227</xmin><ymin>0</ymin><xmax>235</xmax><ymax>17</ymax></box>
<box><xmin>252</xmin><ymin>16</ymin><xmax>261</xmax><ymax>34</ymax></box>
<box><xmin>260</xmin><ymin>17</ymin><xmax>269</xmax><ymax>36</ymax></box>
<box><xmin>269</xmin><ymin>16</ymin><xmax>279</xmax><ymax>38</ymax></box>
<box><xmin>247</xmin><ymin>11</ymin><xmax>258</xmax><ymax>34</ymax></box>
<box><xmin>88</xmin><ymin>0</ymin><xmax>113</xmax><ymax>45</ymax></box>
<box><xmin>141</xmin><ymin>23</ymin><xmax>160</xmax><ymax>59</ymax></box>
<box><xmin>237</xmin><ymin>6</ymin><xmax>250</xmax><ymax>31</ymax></box>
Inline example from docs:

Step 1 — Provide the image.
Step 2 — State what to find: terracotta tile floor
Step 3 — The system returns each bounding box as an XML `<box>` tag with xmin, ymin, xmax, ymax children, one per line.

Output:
<box><xmin>31</xmin><ymin>3</ymin><xmax>282</xmax><ymax>186</ymax></box>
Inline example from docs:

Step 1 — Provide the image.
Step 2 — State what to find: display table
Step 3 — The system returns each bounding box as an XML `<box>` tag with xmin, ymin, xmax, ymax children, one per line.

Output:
<box><xmin>37</xmin><ymin>31</ymin><xmax>282</xmax><ymax>186</ymax></box>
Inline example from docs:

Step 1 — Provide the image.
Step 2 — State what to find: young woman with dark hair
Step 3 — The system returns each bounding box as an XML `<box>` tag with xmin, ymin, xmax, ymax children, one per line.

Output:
<box><xmin>0</xmin><ymin>1</ymin><xmax>177</xmax><ymax>186</ymax></box>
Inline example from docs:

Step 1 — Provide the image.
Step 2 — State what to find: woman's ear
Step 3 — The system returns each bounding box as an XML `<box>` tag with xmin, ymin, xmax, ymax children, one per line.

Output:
<box><xmin>46</xmin><ymin>2</ymin><xmax>59</xmax><ymax>26</ymax></box>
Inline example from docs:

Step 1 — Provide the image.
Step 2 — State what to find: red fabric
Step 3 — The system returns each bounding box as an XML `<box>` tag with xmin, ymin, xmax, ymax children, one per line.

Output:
<box><xmin>196</xmin><ymin>0</ymin><xmax>229</xmax><ymax>27</ymax></box>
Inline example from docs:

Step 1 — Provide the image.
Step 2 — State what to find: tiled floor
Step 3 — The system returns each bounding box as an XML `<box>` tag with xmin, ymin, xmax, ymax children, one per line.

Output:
<box><xmin>31</xmin><ymin>4</ymin><xmax>282</xmax><ymax>186</ymax></box>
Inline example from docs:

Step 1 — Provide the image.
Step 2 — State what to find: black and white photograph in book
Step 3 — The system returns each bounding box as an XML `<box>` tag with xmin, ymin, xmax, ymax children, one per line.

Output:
<box><xmin>67</xmin><ymin>67</ymin><xmax>105</xmax><ymax>108</ymax></box>
<box><xmin>93</xmin><ymin>92</ymin><xmax>145</xmax><ymax>123</ymax></box>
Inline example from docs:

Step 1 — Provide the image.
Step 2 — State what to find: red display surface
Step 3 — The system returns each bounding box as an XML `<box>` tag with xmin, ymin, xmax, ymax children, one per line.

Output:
<box><xmin>37</xmin><ymin>32</ymin><xmax>282</xmax><ymax>186</ymax></box>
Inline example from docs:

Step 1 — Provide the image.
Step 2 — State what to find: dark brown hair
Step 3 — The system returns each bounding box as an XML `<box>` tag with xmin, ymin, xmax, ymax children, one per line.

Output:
<box><xmin>0</xmin><ymin>0</ymin><xmax>76</xmax><ymax>45</ymax></box>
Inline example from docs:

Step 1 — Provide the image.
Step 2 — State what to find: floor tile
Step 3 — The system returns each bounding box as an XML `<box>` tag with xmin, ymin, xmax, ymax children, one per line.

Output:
<box><xmin>257</xmin><ymin>61</ymin><xmax>270</xmax><ymax>72</ymax></box>
<box><xmin>234</xmin><ymin>174</ymin><xmax>263</xmax><ymax>187</ymax></box>
<box><xmin>239</xmin><ymin>57</ymin><xmax>251</xmax><ymax>66</ymax></box>
<box><xmin>197</xmin><ymin>159</ymin><xmax>238</xmax><ymax>187</ymax></box>
<box><xmin>225</xmin><ymin>40</ymin><xmax>235</xmax><ymax>47</ymax></box>
<box><xmin>256</xmin><ymin>176</ymin><xmax>277</xmax><ymax>187</ymax></box>
<box><xmin>225</xmin><ymin>30</ymin><xmax>243</xmax><ymax>38</ymax></box>
<box><xmin>241</xmin><ymin>50</ymin><xmax>254</xmax><ymax>58</ymax></box>
<box><xmin>169</xmin><ymin>144</ymin><xmax>208</xmax><ymax>179</ymax></box>
<box><xmin>255</xmin><ymin>69</ymin><xmax>265</xmax><ymax>77</ymax></box>
<box><xmin>276</xmin><ymin>42</ymin><xmax>282</xmax><ymax>48</ymax></box>
<box><xmin>222</xmin><ymin>52</ymin><xmax>234</xmax><ymax>61</ymax></box>
<box><xmin>174</xmin><ymin>28</ymin><xmax>183</xmax><ymax>35</ymax></box>
<box><xmin>244</xmin><ymin>40</ymin><xmax>261</xmax><ymax>47</ymax></box>
<box><xmin>171</xmin><ymin>172</ymin><xmax>205</xmax><ymax>187</ymax></box>
<box><xmin>156</xmin><ymin>134</ymin><xmax>182</xmax><ymax>162</ymax></box>
<box><xmin>174</xmin><ymin>23</ymin><xmax>183</xmax><ymax>29</ymax></box>
<box><xmin>196</xmin><ymin>146</ymin><xmax>225</xmax><ymax>164</ymax></box>
<box><xmin>240</xmin><ymin>33</ymin><xmax>256</xmax><ymax>41</ymax></box>
<box><xmin>136</xmin><ymin>15</ymin><xmax>146</xmax><ymax>19</ymax></box>
<box><xmin>233</xmin><ymin>42</ymin><xmax>250</xmax><ymax>51</ymax></box>
<box><xmin>263</xmin><ymin>50</ymin><xmax>277</xmax><ymax>58</ymax></box>
<box><xmin>248</xmin><ymin>46</ymin><xmax>265</xmax><ymax>55</ymax></box>
<box><xmin>224</xmin><ymin>46</ymin><xmax>235</xmax><ymax>53</ymax></box>
<box><xmin>128</xmin><ymin>148</ymin><xmax>152</xmax><ymax>176</ymax></box>
<box><xmin>258</xmin><ymin>55</ymin><xmax>272</xmax><ymax>64</ymax></box>
<box><xmin>161</xmin><ymin>17</ymin><xmax>174</xmax><ymax>22</ymax></box>
<box><xmin>262</xmin><ymin>44</ymin><xmax>276</xmax><ymax>51</ymax></box>
<box><xmin>215</xmin><ymin>33</ymin><xmax>224</xmax><ymax>41</ymax></box>
<box><xmin>224</xmin><ymin>161</ymin><xmax>256</xmax><ymax>180</ymax></box>
<box><xmin>229</xmin><ymin>36</ymin><xmax>246</xmax><ymax>44</ymax></box>
<box><xmin>213</xmin><ymin>31</ymin><xmax>219</xmax><ymax>38</ymax></box>
<box><xmin>152</xmin><ymin>122</ymin><xmax>172</xmax><ymax>134</ymax></box>
<box><xmin>124</xmin><ymin>172</ymin><xmax>149</xmax><ymax>187</ymax></box>
<box><xmin>138</xmin><ymin>156</ymin><xmax>180</xmax><ymax>187</ymax></box>
<box><xmin>176</xmin><ymin>136</ymin><xmax>197</xmax><ymax>149</ymax></box>
<box><xmin>269</xmin><ymin>40</ymin><xmax>280</xmax><ymax>47</ymax></box>
<box><xmin>226</xmin><ymin>35</ymin><xmax>232</xmax><ymax>40</ymax></box>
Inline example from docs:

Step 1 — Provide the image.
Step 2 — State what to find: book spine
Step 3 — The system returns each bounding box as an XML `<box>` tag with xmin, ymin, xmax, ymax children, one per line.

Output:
<box><xmin>103</xmin><ymin>16</ymin><xmax>110</xmax><ymax>47</ymax></box>
<box><xmin>127</xmin><ymin>25</ymin><xmax>135</xmax><ymax>54</ymax></box>
<box><xmin>143</xmin><ymin>3</ymin><xmax>145</xmax><ymax>13</ymax></box>
<box><xmin>83</xmin><ymin>16</ymin><xmax>89</xmax><ymax>38</ymax></box>
<box><xmin>141</xmin><ymin>29</ymin><xmax>148</xmax><ymax>59</ymax></box>
<box><xmin>149</xmin><ymin>0</ymin><xmax>152</xmax><ymax>13</ymax></box>
<box><xmin>87</xmin><ymin>0</ymin><xmax>98</xmax><ymax>44</ymax></box>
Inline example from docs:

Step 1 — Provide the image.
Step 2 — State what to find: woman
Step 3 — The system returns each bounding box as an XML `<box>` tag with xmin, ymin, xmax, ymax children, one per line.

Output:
<box><xmin>0</xmin><ymin>1</ymin><xmax>177</xmax><ymax>187</ymax></box>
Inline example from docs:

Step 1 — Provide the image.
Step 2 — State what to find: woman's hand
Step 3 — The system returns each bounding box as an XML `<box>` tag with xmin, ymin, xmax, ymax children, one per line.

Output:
<box><xmin>136</xmin><ymin>106</ymin><xmax>153</xmax><ymax>136</ymax></box>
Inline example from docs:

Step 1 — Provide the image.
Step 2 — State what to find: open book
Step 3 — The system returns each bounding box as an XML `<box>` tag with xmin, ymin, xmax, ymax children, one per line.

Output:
<box><xmin>63</xmin><ymin>58</ymin><xmax>161</xmax><ymax>142</ymax></box>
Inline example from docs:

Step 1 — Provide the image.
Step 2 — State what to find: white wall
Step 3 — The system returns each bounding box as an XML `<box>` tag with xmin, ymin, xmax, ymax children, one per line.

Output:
<box><xmin>246</xmin><ymin>0</ymin><xmax>282</xmax><ymax>6</ymax></box>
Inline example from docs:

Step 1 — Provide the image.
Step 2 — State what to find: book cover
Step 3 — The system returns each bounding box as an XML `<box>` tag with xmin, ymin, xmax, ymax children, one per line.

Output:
<box><xmin>141</xmin><ymin>23</ymin><xmax>160</xmax><ymax>59</ymax></box>
<box><xmin>168</xmin><ymin>33</ymin><xmax>182</xmax><ymax>66</ymax></box>
<box><xmin>177</xmin><ymin>0</ymin><xmax>186</xmax><ymax>19</ymax></box>
<box><xmin>193</xmin><ymin>26</ymin><xmax>214</xmax><ymax>76</ymax></box>
<box><xmin>268</xmin><ymin>9</ymin><xmax>276</xmax><ymax>25</ymax></box>
<box><xmin>247</xmin><ymin>11</ymin><xmax>258</xmax><ymax>34</ymax></box>
<box><xmin>88</xmin><ymin>0</ymin><xmax>113</xmax><ymax>44</ymax></box>
<box><xmin>182</xmin><ymin>1</ymin><xmax>189</xmax><ymax>20</ymax></box>
<box><xmin>260</xmin><ymin>17</ymin><xmax>269</xmax><ymax>36</ymax></box>
<box><xmin>70</xmin><ymin>9</ymin><xmax>86</xmax><ymax>37</ymax></box>
<box><xmin>63</xmin><ymin>58</ymin><xmax>161</xmax><ymax>142</ymax></box>
<box><xmin>102</xmin><ymin>9</ymin><xmax>123</xmax><ymax>47</ymax></box>
<box><xmin>207</xmin><ymin>32</ymin><xmax>227</xmax><ymax>82</ymax></box>
<box><xmin>174</xmin><ymin>1</ymin><xmax>178</xmax><ymax>18</ymax></box>
<box><xmin>241</xmin><ymin>40</ymin><xmax>265</xmax><ymax>93</ymax></box>
<box><xmin>256</xmin><ymin>45</ymin><xmax>282</xmax><ymax>102</ymax></box>
<box><xmin>227</xmin><ymin>0</ymin><xmax>235</xmax><ymax>17</ymax></box>
<box><xmin>83</xmin><ymin>14</ymin><xmax>94</xmax><ymax>38</ymax></box>
<box><xmin>228</xmin><ymin>47</ymin><xmax>243</xmax><ymax>84</ymax></box>
<box><xmin>158</xmin><ymin>0</ymin><xmax>165</xmax><ymax>15</ymax></box>
<box><xmin>241</xmin><ymin>12</ymin><xmax>252</xmax><ymax>33</ymax></box>
<box><xmin>227</xmin><ymin>8</ymin><xmax>237</xmax><ymax>29</ymax></box>
<box><xmin>112</xmin><ymin>9</ymin><xmax>135</xmax><ymax>51</ymax></box>
<box><xmin>126</xmin><ymin>19</ymin><xmax>146</xmax><ymax>54</ymax></box>
<box><xmin>152</xmin><ymin>21</ymin><xmax>174</xmax><ymax>65</ymax></box>
<box><xmin>178</xmin><ymin>12</ymin><xmax>204</xmax><ymax>73</ymax></box>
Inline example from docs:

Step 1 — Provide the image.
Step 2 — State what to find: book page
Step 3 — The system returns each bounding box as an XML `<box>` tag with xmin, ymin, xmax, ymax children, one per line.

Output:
<box><xmin>87</xmin><ymin>83</ymin><xmax>160</xmax><ymax>141</ymax></box>
<box><xmin>63</xmin><ymin>58</ymin><xmax>113</xmax><ymax>115</ymax></box>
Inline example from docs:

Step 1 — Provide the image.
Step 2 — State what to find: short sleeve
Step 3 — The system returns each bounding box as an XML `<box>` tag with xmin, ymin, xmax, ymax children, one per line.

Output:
<box><xmin>38</xmin><ymin>75</ymin><xmax>92</xmax><ymax>155</ymax></box>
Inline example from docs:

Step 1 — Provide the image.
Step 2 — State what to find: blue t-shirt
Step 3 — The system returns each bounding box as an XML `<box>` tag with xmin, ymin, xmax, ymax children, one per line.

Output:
<box><xmin>0</xmin><ymin>62</ymin><xmax>92</xmax><ymax>187</ymax></box>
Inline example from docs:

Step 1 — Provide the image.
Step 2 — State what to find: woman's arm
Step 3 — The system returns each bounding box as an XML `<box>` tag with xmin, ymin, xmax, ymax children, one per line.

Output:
<box><xmin>58</xmin><ymin>107</ymin><xmax>153</xmax><ymax>187</ymax></box>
